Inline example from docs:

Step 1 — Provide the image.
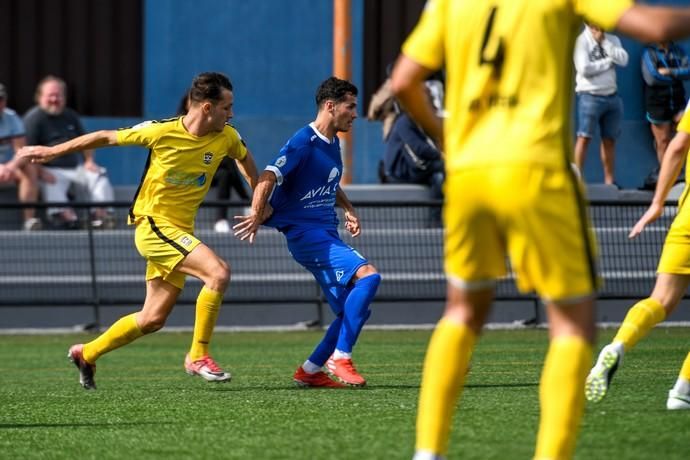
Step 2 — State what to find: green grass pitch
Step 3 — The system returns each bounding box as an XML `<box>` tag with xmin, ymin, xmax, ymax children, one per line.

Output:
<box><xmin>0</xmin><ymin>328</ymin><xmax>687</xmax><ymax>459</ymax></box>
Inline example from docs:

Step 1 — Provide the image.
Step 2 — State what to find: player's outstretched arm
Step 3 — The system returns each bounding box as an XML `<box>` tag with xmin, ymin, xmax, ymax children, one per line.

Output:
<box><xmin>18</xmin><ymin>130</ymin><xmax>119</xmax><ymax>165</ymax></box>
<box><xmin>617</xmin><ymin>6</ymin><xmax>690</xmax><ymax>43</ymax></box>
<box><xmin>629</xmin><ymin>131</ymin><xmax>690</xmax><ymax>239</ymax></box>
<box><xmin>233</xmin><ymin>170</ymin><xmax>276</xmax><ymax>244</ymax></box>
<box><xmin>236</xmin><ymin>148</ymin><xmax>260</xmax><ymax>191</ymax></box>
<box><xmin>336</xmin><ymin>187</ymin><xmax>361</xmax><ymax>237</ymax></box>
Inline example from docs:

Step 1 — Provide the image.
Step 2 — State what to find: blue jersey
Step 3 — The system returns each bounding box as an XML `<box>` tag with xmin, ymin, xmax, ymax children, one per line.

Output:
<box><xmin>265</xmin><ymin>123</ymin><xmax>342</xmax><ymax>236</ymax></box>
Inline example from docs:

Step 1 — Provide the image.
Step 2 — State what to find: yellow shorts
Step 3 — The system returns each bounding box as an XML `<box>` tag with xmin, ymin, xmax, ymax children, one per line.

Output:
<box><xmin>134</xmin><ymin>217</ymin><xmax>201</xmax><ymax>289</ymax></box>
<box><xmin>444</xmin><ymin>165</ymin><xmax>598</xmax><ymax>302</ymax></box>
<box><xmin>658</xmin><ymin>195</ymin><xmax>690</xmax><ymax>274</ymax></box>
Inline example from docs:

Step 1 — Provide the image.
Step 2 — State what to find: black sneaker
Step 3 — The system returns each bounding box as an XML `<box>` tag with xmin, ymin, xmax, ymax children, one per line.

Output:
<box><xmin>68</xmin><ymin>344</ymin><xmax>97</xmax><ymax>390</ymax></box>
<box><xmin>49</xmin><ymin>214</ymin><xmax>80</xmax><ymax>230</ymax></box>
<box><xmin>640</xmin><ymin>167</ymin><xmax>659</xmax><ymax>191</ymax></box>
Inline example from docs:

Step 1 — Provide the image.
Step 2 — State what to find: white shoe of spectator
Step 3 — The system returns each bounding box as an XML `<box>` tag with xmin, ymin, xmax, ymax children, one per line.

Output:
<box><xmin>23</xmin><ymin>217</ymin><xmax>42</xmax><ymax>231</ymax></box>
<box><xmin>214</xmin><ymin>219</ymin><xmax>230</xmax><ymax>233</ymax></box>
<box><xmin>91</xmin><ymin>214</ymin><xmax>116</xmax><ymax>230</ymax></box>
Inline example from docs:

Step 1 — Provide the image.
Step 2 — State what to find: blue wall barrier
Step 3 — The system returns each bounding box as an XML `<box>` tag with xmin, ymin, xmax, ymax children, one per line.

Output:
<box><xmin>82</xmin><ymin>0</ymin><xmax>690</xmax><ymax>188</ymax></box>
<box><xmin>84</xmin><ymin>0</ymin><xmax>372</xmax><ymax>185</ymax></box>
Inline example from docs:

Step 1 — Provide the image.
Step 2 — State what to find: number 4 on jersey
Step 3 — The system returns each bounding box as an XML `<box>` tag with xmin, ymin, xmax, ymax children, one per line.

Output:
<box><xmin>479</xmin><ymin>6</ymin><xmax>505</xmax><ymax>77</ymax></box>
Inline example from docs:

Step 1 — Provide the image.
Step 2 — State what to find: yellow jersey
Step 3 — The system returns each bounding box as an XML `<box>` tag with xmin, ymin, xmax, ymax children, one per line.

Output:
<box><xmin>116</xmin><ymin>116</ymin><xmax>248</xmax><ymax>230</ymax></box>
<box><xmin>676</xmin><ymin>100</ymin><xmax>690</xmax><ymax>184</ymax></box>
<box><xmin>402</xmin><ymin>0</ymin><xmax>632</xmax><ymax>174</ymax></box>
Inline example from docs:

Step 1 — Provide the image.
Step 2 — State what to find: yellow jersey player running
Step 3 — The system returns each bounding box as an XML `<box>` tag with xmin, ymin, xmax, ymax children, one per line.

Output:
<box><xmin>19</xmin><ymin>72</ymin><xmax>259</xmax><ymax>390</ymax></box>
<box><xmin>585</xmin><ymin>99</ymin><xmax>690</xmax><ymax>410</ymax></box>
<box><xmin>391</xmin><ymin>1</ymin><xmax>690</xmax><ymax>459</ymax></box>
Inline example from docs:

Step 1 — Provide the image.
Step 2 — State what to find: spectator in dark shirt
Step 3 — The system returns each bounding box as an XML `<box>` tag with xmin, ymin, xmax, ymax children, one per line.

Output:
<box><xmin>382</xmin><ymin>80</ymin><xmax>444</xmax><ymax>203</ymax></box>
<box><xmin>23</xmin><ymin>76</ymin><xmax>115</xmax><ymax>229</ymax></box>
<box><xmin>382</xmin><ymin>112</ymin><xmax>444</xmax><ymax>199</ymax></box>
<box><xmin>367</xmin><ymin>77</ymin><xmax>398</xmax><ymax>142</ymax></box>
<box><xmin>641</xmin><ymin>41</ymin><xmax>690</xmax><ymax>189</ymax></box>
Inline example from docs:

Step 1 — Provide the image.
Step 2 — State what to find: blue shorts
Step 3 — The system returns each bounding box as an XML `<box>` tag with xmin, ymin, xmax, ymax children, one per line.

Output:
<box><xmin>576</xmin><ymin>93</ymin><xmax>623</xmax><ymax>140</ymax></box>
<box><xmin>286</xmin><ymin>228</ymin><xmax>368</xmax><ymax>313</ymax></box>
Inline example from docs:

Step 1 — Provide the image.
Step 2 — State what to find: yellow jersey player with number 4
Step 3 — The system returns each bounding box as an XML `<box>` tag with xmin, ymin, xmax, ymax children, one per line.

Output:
<box><xmin>19</xmin><ymin>72</ymin><xmax>259</xmax><ymax>390</ymax></box>
<box><xmin>391</xmin><ymin>1</ymin><xmax>690</xmax><ymax>459</ymax></box>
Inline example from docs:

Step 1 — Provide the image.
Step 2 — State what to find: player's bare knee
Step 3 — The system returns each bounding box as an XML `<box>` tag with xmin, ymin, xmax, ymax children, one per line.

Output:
<box><xmin>138</xmin><ymin>314</ymin><xmax>166</xmax><ymax>333</ymax></box>
<box><xmin>444</xmin><ymin>296</ymin><xmax>491</xmax><ymax>334</ymax></box>
<box><xmin>355</xmin><ymin>264</ymin><xmax>378</xmax><ymax>279</ymax></box>
<box><xmin>207</xmin><ymin>261</ymin><xmax>230</xmax><ymax>292</ymax></box>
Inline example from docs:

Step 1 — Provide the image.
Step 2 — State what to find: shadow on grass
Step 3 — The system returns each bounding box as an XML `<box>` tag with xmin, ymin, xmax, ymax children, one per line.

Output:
<box><xmin>369</xmin><ymin>382</ymin><xmax>537</xmax><ymax>391</ymax></box>
<box><xmin>204</xmin><ymin>384</ymin><xmax>361</xmax><ymax>392</ymax></box>
<box><xmin>201</xmin><ymin>382</ymin><xmax>537</xmax><ymax>392</ymax></box>
<box><xmin>199</xmin><ymin>383</ymin><xmax>416</xmax><ymax>392</ymax></box>
<box><xmin>466</xmin><ymin>382</ymin><xmax>537</xmax><ymax>389</ymax></box>
<box><xmin>0</xmin><ymin>421</ymin><xmax>175</xmax><ymax>429</ymax></box>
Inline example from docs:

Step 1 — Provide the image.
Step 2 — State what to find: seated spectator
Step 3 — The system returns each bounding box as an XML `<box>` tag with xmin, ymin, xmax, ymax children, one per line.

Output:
<box><xmin>641</xmin><ymin>41</ymin><xmax>690</xmax><ymax>189</ymax></box>
<box><xmin>367</xmin><ymin>77</ymin><xmax>398</xmax><ymax>142</ymax></box>
<box><xmin>367</xmin><ymin>77</ymin><xmax>399</xmax><ymax>182</ymax></box>
<box><xmin>382</xmin><ymin>111</ymin><xmax>444</xmax><ymax>195</ymax></box>
<box><xmin>176</xmin><ymin>92</ymin><xmax>249</xmax><ymax>233</ymax></box>
<box><xmin>0</xmin><ymin>83</ymin><xmax>41</xmax><ymax>230</ymax></box>
<box><xmin>369</xmin><ymin>68</ymin><xmax>445</xmax><ymax>183</ymax></box>
<box><xmin>23</xmin><ymin>76</ymin><xmax>115</xmax><ymax>229</ymax></box>
<box><xmin>382</xmin><ymin>80</ymin><xmax>444</xmax><ymax>203</ymax></box>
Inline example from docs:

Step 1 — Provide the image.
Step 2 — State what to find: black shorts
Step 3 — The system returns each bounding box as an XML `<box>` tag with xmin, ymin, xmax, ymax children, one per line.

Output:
<box><xmin>645</xmin><ymin>84</ymin><xmax>687</xmax><ymax>124</ymax></box>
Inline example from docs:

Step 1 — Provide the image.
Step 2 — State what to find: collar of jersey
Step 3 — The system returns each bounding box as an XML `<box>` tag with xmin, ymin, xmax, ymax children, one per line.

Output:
<box><xmin>309</xmin><ymin>122</ymin><xmax>332</xmax><ymax>144</ymax></box>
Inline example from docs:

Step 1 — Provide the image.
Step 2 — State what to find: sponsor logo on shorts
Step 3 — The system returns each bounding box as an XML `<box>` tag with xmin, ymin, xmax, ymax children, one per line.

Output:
<box><xmin>180</xmin><ymin>236</ymin><xmax>193</xmax><ymax>247</ymax></box>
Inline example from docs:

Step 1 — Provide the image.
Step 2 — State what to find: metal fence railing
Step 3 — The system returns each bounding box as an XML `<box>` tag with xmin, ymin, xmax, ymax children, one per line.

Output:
<box><xmin>0</xmin><ymin>199</ymin><xmax>676</xmax><ymax>325</ymax></box>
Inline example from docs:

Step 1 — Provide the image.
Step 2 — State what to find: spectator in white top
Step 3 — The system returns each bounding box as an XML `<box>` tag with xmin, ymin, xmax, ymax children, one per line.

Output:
<box><xmin>573</xmin><ymin>22</ymin><xmax>629</xmax><ymax>186</ymax></box>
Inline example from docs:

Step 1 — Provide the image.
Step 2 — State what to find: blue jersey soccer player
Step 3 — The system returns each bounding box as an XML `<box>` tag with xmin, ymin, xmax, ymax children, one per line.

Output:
<box><xmin>234</xmin><ymin>77</ymin><xmax>381</xmax><ymax>388</ymax></box>
<box><xmin>19</xmin><ymin>72</ymin><xmax>259</xmax><ymax>390</ymax></box>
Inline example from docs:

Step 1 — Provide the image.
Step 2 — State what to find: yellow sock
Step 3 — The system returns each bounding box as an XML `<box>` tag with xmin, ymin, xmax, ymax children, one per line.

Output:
<box><xmin>82</xmin><ymin>313</ymin><xmax>144</xmax><ymax>363</ymax></box>
<box><xmin>680</xmin><ymin>352</ymin><xmax>690</xmax><ymax>382</ymax></box>
<box><xmin>416</xmin><ymin>318</ymin><xmax>476</xmax><ymax>456</ymax></box>
<box><xmin>188</xmin><ymin>286</ymin><xmax>223</xmax><ymax>361</ymax></box>
<box><xmin>613</xmin><ymin>298</ymin><xmax>666</xmax><ymax>351</ymax></box>
<box><xmin>535</xmin><ymin>335</ymin><xmax>592</xmax><ymax>460</ymax></box>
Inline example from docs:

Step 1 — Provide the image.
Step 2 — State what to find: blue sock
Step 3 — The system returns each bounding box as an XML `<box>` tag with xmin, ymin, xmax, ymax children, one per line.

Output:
<box><xmin>336</xmin><ymin>274</ymin><xmax>381</xmax><ymax>353</ymax></box>
<box><xmin>308</xmin><ymin>315</ymin><xmax>343</xmax><ymax>366</ymax></box>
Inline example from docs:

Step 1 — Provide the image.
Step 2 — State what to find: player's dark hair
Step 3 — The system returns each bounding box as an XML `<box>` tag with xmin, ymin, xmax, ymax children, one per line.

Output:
<box><xmin>176</xmin><ymin>90</ymin><xmax>190</xmax><ymax>115</ymax></box>
<box><xmin>315</xmin><ymin>77</ymin><xmax>358</xmax><ymax>108</ymax></box>
<box><xmin>189</xmin><ymin>72</ymin><xmax>233</xmax><ymax>104</ymax></box>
